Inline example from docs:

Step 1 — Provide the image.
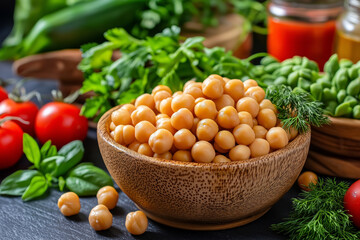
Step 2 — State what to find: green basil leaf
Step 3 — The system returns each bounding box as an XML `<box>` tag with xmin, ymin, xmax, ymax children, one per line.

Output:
<box><xmin>55</xmin><ymin>140</ymin><xmax>85</xmax><ymax>176</ymax></box>
<box><xmin>40</xmin><ymin>156</ymin><xmax>65</xmax><ymax>177</ymax></box>
<box><xmin>22</xmin><ymin>176</ymin><xmax>48</xmax><ymax>201</ymax></box>
<box><xmin>23</xmin><ymin>133</ymin><xmax>41</xmax><ymax>168</ymax></box>
<box><xmin>0</xmin><ymin>170</ymin><xmax>42</xmax><ymax>196</ymax></box>
<box><xmin>40</xmin><ymin>140</ymin><xmax>57</xmax><ymax>159</ymax></box>
<box><xmin>65</xmin><ymin>164</ymin><xmax>113</xmax><ymax>196</ymax></box>
<box><xmin>58</xmin><ymin>176</ymin><xmax>65</xmax><ymax>192</ymax></box>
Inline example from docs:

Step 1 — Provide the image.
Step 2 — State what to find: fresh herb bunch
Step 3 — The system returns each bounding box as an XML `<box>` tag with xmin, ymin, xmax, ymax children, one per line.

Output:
<box><xmin>266</xmin><ymin>85</ymin><xmax>330</xmax><ymax>133</ymax></box>
<box><xmin>0</xmin><ymin>134</ymin><xmax>113</xmax><ymax>201</ymax></box>
<box><xmin>271</xmin><ymin>178</ymin><xmax>360</xmax><ymax>240</ymax></box>
<box><xmin>79</xmin><ymin>26</ymin><xmax>254</xmax><ymax>121</ymax></box>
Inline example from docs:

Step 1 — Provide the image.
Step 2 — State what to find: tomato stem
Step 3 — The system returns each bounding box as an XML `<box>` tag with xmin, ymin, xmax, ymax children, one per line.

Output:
<box><xmin>0</xmin><ymin>116</ymin><xmax>29</xmax><ymax>126</ymax></box>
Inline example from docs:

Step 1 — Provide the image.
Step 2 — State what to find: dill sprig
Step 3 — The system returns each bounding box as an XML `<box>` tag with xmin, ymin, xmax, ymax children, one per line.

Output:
<box><xmin>266</xmin><ymin>85</ymin><xmax>330</xmax><ymax>133</ymax></box>
<box><xmin>271</xmin><ymin>178</ymin><xmax>360</xmax><ymax>240</ymax></box>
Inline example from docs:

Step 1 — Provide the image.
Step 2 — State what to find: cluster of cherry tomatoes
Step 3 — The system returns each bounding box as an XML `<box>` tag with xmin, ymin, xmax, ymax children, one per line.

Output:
<box><xmin>0</xmin><ymin>86</ymin><xmax>88</xmax><ymax>170</ymax></box>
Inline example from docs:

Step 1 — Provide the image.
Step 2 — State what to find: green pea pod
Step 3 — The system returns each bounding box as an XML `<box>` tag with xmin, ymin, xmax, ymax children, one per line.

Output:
<box><xmin>324</xmin><ymin>54</ymin><xmax>339</xmax><ymax>79</ymax></box>
<box><xmin>335</xmin><ymin>102</ymin><xmax>353</xmax><ymax>117</ymax></box>
<box><xmin>274</xmin><ymin>76</ymin><xmax>287</xmax><ymax>85</ymax></box>
<box><xmin>353</xmin><ymin>105</ymin><xmax>360</xmax><ymax>119</ymax></box>
<box><xmin>310</xmin><ymin>83</ymin><xmax>323</xmax><ymax>101</ymax></box>
<box><xmin>347</xmin><ymin>78</ymin><xmax>360</xmax><ymax>96</ymax></box>
<box><xmin>334</xmin><ymin>68</ymin><xmax>349</xmax><ymax>90</ymax></box>
<box><xmin>279</xmin><ymin>65</ymin><xmax>293</xmax><ymax>77</ymax></box>
<box><xmin>292</xmin><ymin>56</ymin><xmax>302</xmax><ymax>65</ymax></box>
<box><xmin>250</xmin><ymin>65</ymin><xmax>265</xmax><ymax>77</ymax></box>
<box><xmin>344</xmin><ymin>95</ymin><xmax>358</xmax><ymax>107</ymax></box>
<box><xmin>260</xmin><ymin>56</ymin><xmax>278</xmax><ymax>66</ymax></box>
<box><xmin>323</xmin><ymin>88</ymin><xmax>337</xmax><ymax>102</ymax></box>
<box><xmin>282</xmin><ymin>58</ymin><xmax>295</xmax><ymax>66</ymax></box>
<box><xmin>339</xmin><ymin>59</ymin><xmax>353</xmax><ymax>69</ymax></box>
<box><xmin>292</xmin><ymin>65</ymin><xmax>302</xmax><ymax>71</ymax></box>
<box><xmin>317</xmin><ymin>76</ymin><xmax>332</xmax><ymax>88</ymax></box>
<box><xmin>292</xmin><ymin>87</ymin><xmax>310</xmax><ymax>96</ymax></box>
<box><xmin>264</xmin><ymin>62</ymin><xmax>282</xmax><ymax>74</ymax></box>
<box><xmin>287</xmin><ymin>71</ymin><xmax>299</xmax><ymax>88</ymax></box>
<box><xmin>298</xmin><ymin>77</ymin><xmax>311</xmax><ymax>91</ymax></box>
<box><xmin>324</xmin><ymin>101</ymin><xmax>338</xmax><ymax>116</ymax></box>
<box><xmin>337</xmin><ymin>89</ymin><xmax>347</xmax><ymax>103</ymax></box>
<box><xmin>298</xmin><ymin>68</ymin><xmax>312</xmax><ymax>81</ymax></box>
<box><xmin>301</xmin><ymin>57</ymin><xmax>319</xmax><ymax>71</ymax></box>
<box><xmin>348</xmin><ymin>66</ymin><xmax>359</xmax><ymax>80</ymax></box>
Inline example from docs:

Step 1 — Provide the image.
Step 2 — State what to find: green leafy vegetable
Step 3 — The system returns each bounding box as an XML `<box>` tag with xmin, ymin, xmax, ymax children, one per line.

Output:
<box><xmin>65</xmin><ymin>163</ymin><xmax>113</xmax><ymax>196</ymax></box>
<box><xmin>23</xmin><ymin>133</ymin><xmax>41</xmax><ymax>169</ymax></box>
<box><xmin>40</xmin><ymin>140</ymin><xmax>57</xmax><ymax>159</ymax></box>
<box><xmin>0</xmin><ymin>170</ymin><xmax>42</xmax><ymax>196</ymax></box>
<box><xmin>271</xmin><ymin>178</ymin><xmax>360</xmax><ymax>240</ymax></box>
<box><xmin>22</xmin><ymin>175</ymin><xmax>48</xmax><ymax>201</ymax></box>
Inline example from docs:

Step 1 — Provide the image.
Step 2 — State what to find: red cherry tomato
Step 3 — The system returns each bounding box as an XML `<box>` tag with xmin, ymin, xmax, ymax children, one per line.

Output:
<box><xmin>35</xmin><ymin>102</ymin><xmax>88</xmax><ymax>149</ymax></box>
<box><xmin>0</xmin><ymin>87</ymin><xmax>8</xmax><ymax>102</ymax></box>
<box><xmin>0</xmin><ymin>99</ymin><xmax>38</xmax><ymax>136</ymax></box>
<box><xmin>344</xmin><ymin>180</ymin><xmax>360</xmax><ymax>228</ymax></box>
<box><xmin>0</xmin><ymin>120</ymin><xmax>23</xmax><ymax>169</ymax></box>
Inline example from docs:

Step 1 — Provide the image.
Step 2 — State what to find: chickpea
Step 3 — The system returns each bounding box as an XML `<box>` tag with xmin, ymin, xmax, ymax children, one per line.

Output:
<box><xmin>217</xmin><ymin>106</ymin><xmax>240</xmax><ymax>129</ymax></box>
<box><xmin>214</xmin><ymin>142</ymin><xmax>228</xmax><ymax>153</ymax></box>
<box><xmin>89</xmin><ymin>204</ymin><xmax>113</xmax><ymax>231</ymax></box>
<box><xmin>110</xmin><ymin>122</ymin><xmax>116</xmax><ymax>131</ymax></box>
<box><xmin>148</xmin><ymin>129</ymin><xmax>174</xmax><ymax>154</ymax></box>
<box><xmin>135</xmin><ymin>121</ymin><xmax>156</xmax><ymax>143</ymax></box>
<box><xmin>253</xmin><ymin>118</ymin><xmax>258</xmax><ymax>126</ymax></box>
<box><xmin>153</xmin><ymin>151</ymin><xmax>173</xmax><ymax>160</ymax></box>
<box><xmin>128</xmin><ymin>141</ymin><xmax>141</xmax><ymax>152</ymax></box>
<box><xmin>243</xmin><ymin>79</ymin><xmax>258</xmax><ymax>92</ymax></box>
<box><xmin>236</xmin><ymin>97</ymin><xmax>260</xmax><ymax>118</ymax></box>
<box><xmin>238</xmin><ymin>111</ymin><xmax>254</xmax><ymax>127</ymax></box>
<box><xmin>266</xmin><ymin>127</ymin><xmax>289</xmax><ymax>149</ymax></box>
<box><xmin>202</xmin><ymin>77</ymin><xmax>224</xmax><ymax>99</ymax></box>
<box><xmin>173</xmin><ymin>129</ymin><xmax>196</xmax><ymax>150</ymax></box>
<box><xmin>191</xmin><ymin>141</ymin><xmax>215</xmax><ymax>163</ymax></box>
<box><xmin>173</xmin><ymin>150</ymin><xmax>192</xmax><ymax>162</ymax></box>
<box><xmin>131</xmin><ymin>105</ymin><xmax>156</xmax><ymax>126</ymax></box>
<box><xmin>156</xmin><ymin>113</ymin><xmax>169</xmax><ymax>121</ymax></box>
<box><xmin>183</xmin><ymin>85</ymin><xmax>204</xmax><ymax>99</ymax></box>
<box><xmin>245</xmin><ymin>86</ymin><xmax>266</xmax><ymax>103</ymax></box>
<box><xmin>196</xmin><ymin>119</ymin><xmax>219</xmax><ymax>141</ymax></box>
<box><xmin>223</xmin><ymin>77</ymin><xmax>230</xmax><ymax>83</ymax></box>
<box><xmin>183</xmin><ymin>80</ymin><xmax>196</xmax><ymax>90</ymax></box>
<box><xmin>159</xmin><ymin>97</ymin><xmax>174</xmax><ymax>117</ymax></box>
<box><xmin>152</xmin><ymin>85</ymin><xmax>172</xmax><ymax>96</ymax></box>
<box><xmin>257</xmin><ymin>109</ymin><xmax>277</xmax><ymax>130</ymax></box>
<box><xmin>194</xmin><ymin>99</ymin><xmax>218</xmax><ymax>120</ymax></box>
<box><xmin>120</xmin><ymin>104</ymin><xmax>136</xmax><ymax>115</ymax></box>
<box><xmin>113</xmin><ymin>125</ymin><xmax>135</xmax><ymax>145</ymax></box>
<box><xmin>213</xmin><ymin>94</ymin><xmax>235</xmax><ymax>111</ymax></box>
<box><xmin>224</xmin><ymin>79</ymin><xmax>244</xmax><ymax>102</ymax></box>
<box><xmin>111</xmin><ymin>108</ymin><xmax>132</xmax><ymax>126</ymax></box>
<box><xmin>297</xmin><ymin>171</ymin><xmax>318</xmax><ymax>191</ymax></box>
<box><xmin>110</xmin><ymin>131</ymin><xmax>115</xmax><ymax>139</ymax></box>
<box><xmin>249</xmin><ymin>139</ymin><xmax>270</xmax><ymax>158</ymax></box>
<box><xmin>156</xmin><ymin>118</ymin><xmax>176</xmax><ymax>135</ymax></box>
<box><xmin>194</xmin><ymin>97</ymin><xmax>206</xmax><ymax>105</ymax></box>
<box><xmin>259</xmin><ymin>99</ymin><xmax>277</xmax><ymax>113</ymax></box>
<box><xmin>172</xmin><ymin>91</ymin><xmax>183</xmax><ymax>98</ymax></box>
<box><xmin>125</xmin><ymin>211</ymin><xmax>148</xmax><ymax>235</ymax></box>
<box><xmin>154</xmin><ymin>90</ymin><xmax>172</xmax><ymax>111</ymax></box>
<box><xmin>233</xmin><ymin>124</ymin><xmax>255</xmax><ymax>145</ymax></box>
<box><xmin>57</xmin><ymin>192</ymin><xmax>81</xmax><ymax>216</ymax></box>
<box><xmin>214</xmin><ymin>130</ymin><xmax>235</xmax><ymax>150</ymax></box>
<box><xmin>171</xmin><ymin>108</ymin><xmax>194</xmax><ymax>130</ymax></box>
<box><xmin>171</xmin><ymin>94</ymin><xmax>195</xmax><ymax>112</ymax></box>
<box><xmin>253</xmin><ymin>125</ymin><xmax>268</xmax><ymax>139</ymax></box>
<box><xmin>97</xmin><ymin>186</ymin><xmax>119</xmax><ymax>210</ymax></box>
<box><xmin>137</xmin><ymin>143</ymin><xmax>154</xmax><ymax>157</ymax></box>
<box><xmin>191</xmin><ymin>117</ymin><xmax>200</xmax><ymax>135</ymax></box>
<box><xmin>135</xmin><ymin>93</ymin><xmax>155</xmax><ymax>110</ymax></box>
<box><xmin>289</xmin><ymin>126</ymin><xmax>298</xmax><ymax>140</ymax></box>
<box><xmin>208</xmin><ymin>74</ymin><xmax>226</xmax><ymax>86</ymax></box>
<box><xmin>229</xmin><ymin>145</ymin><xmax>251</xmax><ymax>161</ymax></box>
<box><xmin>213</xmin><ymin>155</ymin><xmax>231</xmax><ymax>163</ymax></box>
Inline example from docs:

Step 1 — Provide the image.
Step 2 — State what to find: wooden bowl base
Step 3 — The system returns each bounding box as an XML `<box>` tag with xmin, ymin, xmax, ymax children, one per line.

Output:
<box><xmin>136</xmin><ymin>205</ymin><xmax>271</xmax><ymax>231</ymax></box>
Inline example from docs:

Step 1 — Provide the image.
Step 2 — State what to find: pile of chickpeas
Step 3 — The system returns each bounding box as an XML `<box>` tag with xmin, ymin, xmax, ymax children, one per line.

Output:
<box><xmin>57</xmin><ymin>187</ymin><xmax>148</xmax><ymax>235</ymax></box>
<box><xmin>110</xmin><ymin>75</ymin><xmax>298</xmax><ymax>163</ymax></box>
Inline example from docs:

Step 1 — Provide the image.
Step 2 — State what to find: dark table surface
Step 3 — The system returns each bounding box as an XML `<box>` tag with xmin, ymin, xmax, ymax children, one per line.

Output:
<box><xmin>0</xmin><ymin>2</ymin><xmax>319</xmax><ymax>239</ymax></box>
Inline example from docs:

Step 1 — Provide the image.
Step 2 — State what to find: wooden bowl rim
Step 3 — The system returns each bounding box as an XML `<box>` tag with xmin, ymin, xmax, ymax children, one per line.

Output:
<box><xmin>98</xmin><ymin>105</ymin><xmax>311</xmax><ymax>170</ymax></box>
<box><xmin>327</xmin><ymin>116</ymin><xmax>360</xmax><ymax>127</ymax></box>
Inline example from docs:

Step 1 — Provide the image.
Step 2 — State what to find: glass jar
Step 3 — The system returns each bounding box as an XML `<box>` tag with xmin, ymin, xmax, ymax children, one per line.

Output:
<box><xmin>336</xmin><ymin>0</ymin><xmax>360</xmax><ymax>62</ymax></box>
<box><xmin>268</xmin><ymin>0</ymin><xmax>344</xmax><ymax>70</ymax></box>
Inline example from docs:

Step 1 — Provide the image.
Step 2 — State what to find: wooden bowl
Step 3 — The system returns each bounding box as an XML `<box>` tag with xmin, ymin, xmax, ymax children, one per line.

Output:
<box><xmin>306</xmin><ymin>116</ymin><xmax>360</xmax><ymax>178</ymax></box>
<box><xmin>97</xmin><ymin>106</ymin><xmax>311</xmax><ymax>230</ymax></box>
